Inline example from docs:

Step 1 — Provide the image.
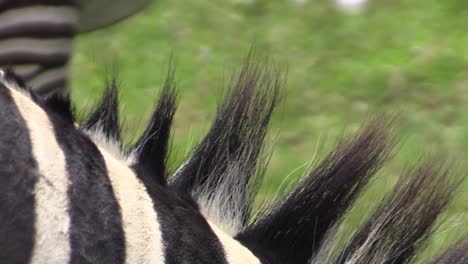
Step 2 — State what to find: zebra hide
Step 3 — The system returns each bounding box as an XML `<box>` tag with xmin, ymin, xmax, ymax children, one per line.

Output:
<box><xmin>0</xmin><ymin>58</ymin><xmax>466</xmax><ymax>264</ymax></box>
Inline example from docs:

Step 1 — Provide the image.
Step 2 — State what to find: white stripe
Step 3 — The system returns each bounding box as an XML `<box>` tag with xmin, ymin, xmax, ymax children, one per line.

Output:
<box><xmin>0</xmin><ymin>6</ymin><xmax>79</xmax><ymax>33</ymax></box>
<box><xmin>83</xmin><ymin>127</ymin><xmax>129</xmax><ymax>164</ymax></box>
<box><xmin>28</xmin><ymin>66</ymin><xmax>67</xmax><ymax>89</ymax></box>
<box><xmin>207</xmin><ymin>221</ymin><xmax>261</xmax><ymax>264</ymax></box>
<box><xmin>98</xmin><ymin>147</ymin><xmax>165</xmax><ymax>263</ymax></box>
<box><xmin>0</xmin><ymin>38</ymin><xmax>72</xmax><ymax>57</ymax></box>
<box><xmin>9</xmin><ymin>88</ymin><xmax>71</xmax><ymax>263</ymax></box>
<box><xmin>8</xmin><ymin>64</ymin><xmax>41</xmax><ymax>79</ymax></box>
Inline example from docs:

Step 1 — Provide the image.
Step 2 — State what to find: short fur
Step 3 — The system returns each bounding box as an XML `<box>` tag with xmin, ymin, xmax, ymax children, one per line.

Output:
<box><xmin>11</xmin><ymin>86</ymin><xmax>72</xmax><ymax>263</ymax></box>
<box><xmin>0</xmin><ymin>82</ymin><xmax>37</xmax><ymax>263</ymax></box>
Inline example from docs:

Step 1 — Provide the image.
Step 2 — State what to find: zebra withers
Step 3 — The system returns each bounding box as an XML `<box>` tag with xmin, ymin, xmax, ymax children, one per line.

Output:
<box><xmin>0</xmin><ymin>58</ymin><xmax>466</xmax><ymax>263</ymax></box>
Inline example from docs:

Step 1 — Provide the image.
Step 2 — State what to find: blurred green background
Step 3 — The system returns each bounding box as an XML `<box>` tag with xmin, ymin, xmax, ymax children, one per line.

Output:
<box><xmin>70</xmin><ymin>0</ymin><xmax>467</xmax><ymax>261</ymax></box>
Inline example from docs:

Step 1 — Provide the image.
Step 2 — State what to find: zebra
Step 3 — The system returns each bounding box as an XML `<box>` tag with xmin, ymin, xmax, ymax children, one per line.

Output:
<box><xmin>0</xmin><ymin>0</ymin><xmax>153</xmax><ymax>97</ymax></box>
<box><xmin>0</xmin><ymin>56</ymin><xmax>466</xmax><ymax>263</ymax></box>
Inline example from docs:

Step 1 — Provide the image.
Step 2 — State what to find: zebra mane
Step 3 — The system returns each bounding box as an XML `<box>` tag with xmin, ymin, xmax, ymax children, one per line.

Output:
<box><xmin>169</xmin><ymin>58</ymin><xmax>282</xmax><ymax>234</ymax></box>
<box><xmin>81</xmin><ymin>78</ymin><xmax>121</xmax><ymax>144</ymax></box>
<box><xmin>80</xmin><ymin>57</ymin><xmax>280</xmax><ymax>234</ymax></box>
<box><xmin>2</xmin><ymin>55</ymin><xmax>465</xmax><ymax>263</ymax></box>
<box><xmin>79</xmin><ymin>78</ymin><xmax>128</xmax><ymax>162</ymax></box>
<box><xmin>430</xmin><ymin>240</ymin><xmax>468</xmax><ymax>264</ymax></box>
<box><xmin>130</xmin><ymin>67</ymin><xmax>178</xmax><ymax>185</ymax></box>
<box><xmin>237</xmin><ymin>118</ymin><xmax>395</xmax><ymax>263</ymax></box>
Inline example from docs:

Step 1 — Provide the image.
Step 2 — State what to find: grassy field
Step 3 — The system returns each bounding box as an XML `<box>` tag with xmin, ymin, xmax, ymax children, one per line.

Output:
<box><xmin>70</xmin><ymin>0</ymin><xmax>467</xmax><ymax>261</ymax></box>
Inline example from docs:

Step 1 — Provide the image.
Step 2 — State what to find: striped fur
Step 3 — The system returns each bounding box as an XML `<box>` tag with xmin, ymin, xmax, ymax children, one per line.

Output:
<box><xmin>0</xmin><ymin>0</ymin><xmax>153</xmax><ymax>98</ymax></box>
<box><xmin>0</xmin><ymin>54</ymin><xmax>466</xmax><ymax>264</ymax></box>
<box><xmin>12</xmin><ymin>82</ymin><xmax>71</xmax><ymax>262</ymax></box>
<box><xmin>0</xmin><ymin>1</ymin><xmax>79</xmax><ymax>96</ymax></box>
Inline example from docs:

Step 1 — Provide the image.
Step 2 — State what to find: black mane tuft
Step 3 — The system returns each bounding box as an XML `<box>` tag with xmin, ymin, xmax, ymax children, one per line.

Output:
<box><xmin>81</xmin><ymin>78</ymin><xmax>121</xmax><ymax>142</ymax></box>
<box><xmin>332</xmin><ymin>160</ymin><xmax>463</xmax><ymax>264</ymax></box>
<box><xmin>237</xmin><ymin>118</ymin><xmax>395</xmax><ymax>264</ymax></box>
<box><xmin>131</xmin><ymin>67</ymin><xmax>178</xmax><ymax>186</ymax></box>
<box><xmin>430</xmin><ymin>240</ymin><xmax>468</xmax><ymax>264</ymax></box>
<box><xmin>42</xmin><ymin>92</ymin><xmax>75</xmax><ymax>123</ymax></box>
<box><xmin>169</xmin><ymin>54</ymin><xmax>283</xmax><ymax>233</ymax></box>
<box><xmin>36</xmin><ymin>54</ymin><xmax>463</xmax><ymax>264</ymax></box>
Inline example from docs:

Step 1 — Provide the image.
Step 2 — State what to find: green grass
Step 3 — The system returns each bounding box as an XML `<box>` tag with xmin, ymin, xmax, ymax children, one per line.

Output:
<box><xmin>70</xmin><ymin>0</ymin><xmax>467</xmax><ymax>261</ymax></box>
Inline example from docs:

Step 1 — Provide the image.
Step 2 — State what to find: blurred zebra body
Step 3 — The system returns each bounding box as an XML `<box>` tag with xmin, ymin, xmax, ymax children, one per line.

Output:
<box><xmin>0</xmin><ymin>57</ymin><xmax>466</xmax><ymax>264</ymax></box>
<box><xmin>0</xmin><ymin>0</ymin><xmax>152</xmax><ymax>97</ymax></box>
<box><xmin>0</xmin><ymin>1</ymin><xmax>79</xmax><ymax>96</ymax></box>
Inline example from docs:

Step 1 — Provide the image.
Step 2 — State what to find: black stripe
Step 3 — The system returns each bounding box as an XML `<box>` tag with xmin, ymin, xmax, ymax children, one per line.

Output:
<box><xmin>0</xmin><ymin>51</ymin><xmax>68</xmax><ymax>67</ymax></box>
<box><xmin>0</xmin><ymin>83</ymin><xmax>37</xmax><ymax>263</ymax></box>
<box><xmin>0</xmin><ymin>22</ymin><xmax>76</xmax><ymax>39</ymax></box>
<box><xmin>132</xmin><ymin>167</ymin><xmax>229</xmax><ymax>264</ymax></box>
<box><xmin>45</xmin><ymin>110</ymin><xmax>126</xmax><ymax>263</ymax></box>
<box><xmin>0</xmin><ymin>1</ymin><xmax>79</xmax><ymax>11</ymax></box>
